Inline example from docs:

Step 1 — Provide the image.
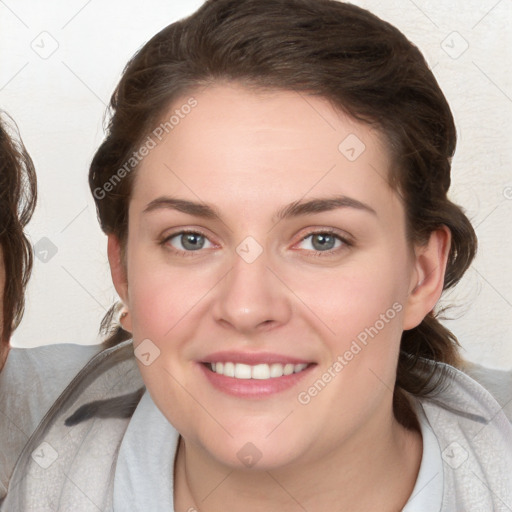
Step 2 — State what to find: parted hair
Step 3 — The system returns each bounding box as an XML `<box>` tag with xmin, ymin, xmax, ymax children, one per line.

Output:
<box><xmin>89</xmin><ymin>0</ymin><xmax>477</xmax><ymax>428</ymax></box>
<box><xmin>0</xmin><ymin>113</ymin><xmax>37</xmax><ymax>343</ymax></box>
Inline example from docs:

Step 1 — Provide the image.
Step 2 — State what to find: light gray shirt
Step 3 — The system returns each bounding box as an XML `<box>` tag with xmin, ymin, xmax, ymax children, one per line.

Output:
<box><xmin>0</xmin><ymin>343</ymin><xmax>101</xmax><ymax>499</ymax></box>
<box><xmin>1</xmin><ymin>343</ymin><xmax>511</xmax><ymax>510</ymax></box>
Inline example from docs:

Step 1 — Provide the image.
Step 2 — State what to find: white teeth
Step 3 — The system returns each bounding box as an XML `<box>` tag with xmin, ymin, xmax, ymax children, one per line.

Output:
<box><xmin>208</xmin><ymin>361</ymin><xmax>309</xmax><ymax>380</ymax></box>
<box><xmin>234</xmin><ymin>363</ymin><xmax>252</xmax><ymax>379</ymax></box>
<box><xmin>224</xmin><ymin>361</ymin><xmax>235</xmax><ymax>377</ymax></box>
<box><xmin>283</xmin><ymin>363</ymin><xmax>294</xmax><ymax>376</ymax></box>
<box><xmin>269</xmin><ymin>363</ymin><xmax>284</xmax><ymax>378</ymax></box>
<box><xmin>252</xmin><ymin>364</ymin><xmax>270</xmax><ymax>380</ymax></box>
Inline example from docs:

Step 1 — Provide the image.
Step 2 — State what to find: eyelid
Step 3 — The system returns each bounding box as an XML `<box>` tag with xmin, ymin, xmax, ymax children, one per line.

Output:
<box><xmin>159</xmin><ymin>226</ymin><xmax>353</xmax><ymax>257</ymax></box>
<box><xmin>291</xmin><ymin>227</ymin><xmax>353</xmax><ymax>254</ymax></box>
<box><xmin>160</xmin><ymin>228</ymin><xmax>219</xmax><ymax>255</ymax></box>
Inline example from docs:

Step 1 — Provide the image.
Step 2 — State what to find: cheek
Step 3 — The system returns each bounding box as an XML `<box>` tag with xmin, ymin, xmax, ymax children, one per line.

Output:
<box><xmin>286</xmin><ymin>248</ymin><xmax>410</xmax><ymax>395</ymax></box>
<box><xmin>290</xmin><ymin>254</ymin><xmax>408</xmax><ymax>341</ymax></box>
<box><xmin>125</xmin><ymin>247</ymin><xmax>219</xmax><ymax>343</ymax></box>
<box><xmin>128</xmin><ymin>267</ymin><xmax>189</xmax><ymax>341</ymax></box>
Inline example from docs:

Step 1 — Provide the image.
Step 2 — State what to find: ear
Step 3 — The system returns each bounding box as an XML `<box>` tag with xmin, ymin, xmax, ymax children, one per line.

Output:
<box><xmin>107</xmin><ymin>235</ymin><xmax>132</xmax><ymax>332</ymax></box>
<box><xmin>402</xmin><ymin>226</ymin><xmax>451</xmax><ymax>330</ymax></box>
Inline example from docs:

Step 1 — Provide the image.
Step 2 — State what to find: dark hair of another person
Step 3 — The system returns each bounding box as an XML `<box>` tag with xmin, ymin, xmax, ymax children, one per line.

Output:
<box><xmin>89</xmin><ymin>0</ymin><xmax>477</xmax><ymax>429</ymax></box>
<box><xmin>0</xmin><ymin>113</ymin><xmax>37</xmax><ymax>343</ymax></box>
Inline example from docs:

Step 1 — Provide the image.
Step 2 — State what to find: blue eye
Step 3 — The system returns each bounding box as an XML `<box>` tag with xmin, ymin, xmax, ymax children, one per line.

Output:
<box><xmin>166</xmin><ymin>232</ymin><xmax>213</xmax><ymax>251</ymax></box>
<box><xmin>297</xmin><ymin>232</ymin><xmax>344</xmax><ymax>252</ymax></box>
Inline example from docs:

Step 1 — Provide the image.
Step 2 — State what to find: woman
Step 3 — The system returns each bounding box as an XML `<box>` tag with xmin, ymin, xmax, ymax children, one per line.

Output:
<box><xmin>0</xmin><ymin>113</ymin><xmax>36</xmax><ymax>369</ymax></box>
<box><xmin>2</xmin><ymin>0</ymin><xmax>512</xmax><ymax>510</ymax></box>
<box><xmin>0</xmin><ymin>114</ymin><xmax>100</xmax><ymax>501</ymax></box>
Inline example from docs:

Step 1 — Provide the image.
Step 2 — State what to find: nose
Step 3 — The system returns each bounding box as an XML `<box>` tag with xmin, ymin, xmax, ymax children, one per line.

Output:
<box><xmin>212</xmin><ymin>249</ymin><xmax>292</xmax><ymax>334</ymax></box>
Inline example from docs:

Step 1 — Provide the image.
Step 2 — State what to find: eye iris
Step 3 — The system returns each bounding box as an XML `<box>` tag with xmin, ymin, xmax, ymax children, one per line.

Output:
<box><xmin>312</xmin><ymin>233</ymin><xmax>335</xmax><ymax>251</ymax></box>
<box><xmin>182</xmin><ymin>233</ymin><xmax>205</xmax><ymax>250</ymax></box>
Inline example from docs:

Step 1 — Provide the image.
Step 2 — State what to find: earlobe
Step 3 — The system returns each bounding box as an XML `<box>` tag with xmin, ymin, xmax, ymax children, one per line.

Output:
<box><xmin>108</xmin><ymin>235</ymin><xmax>132</xmax><ymax>332</ymax></box>
<box><xmin>402</xmin><ymin>226</ymin><xmax>451</xmax><ymax>330</ymax></box>
<box><xmin>107</xmin><ymin>234</ymin><xmax>129</xmax><ymax>305</ymax></box>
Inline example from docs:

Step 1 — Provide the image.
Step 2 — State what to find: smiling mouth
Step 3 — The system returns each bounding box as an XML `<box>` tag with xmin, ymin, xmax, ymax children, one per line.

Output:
<box><xmin>205</xmin><ymin>361</ymin><xmax>312</xmax><ymax>380</ymax></box>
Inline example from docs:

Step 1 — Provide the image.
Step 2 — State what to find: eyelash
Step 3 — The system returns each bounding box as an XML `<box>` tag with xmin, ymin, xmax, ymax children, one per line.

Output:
<box><xmin>160</xmin><ymin>229</ymin><xmax>353</xmax><ymax>257</ymax></box>
<box><xmin>295</xmin><ymin>229</ymin><xmax>352</xmax><ymax>257</ymax></box>
<box><xmin>159</xmin><ymin>230</ymin><xmax>216</xmax><ymax>258</ymax></box>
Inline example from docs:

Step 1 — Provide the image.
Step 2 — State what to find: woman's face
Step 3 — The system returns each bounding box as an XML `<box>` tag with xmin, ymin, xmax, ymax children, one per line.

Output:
<box><xmin>111</xmin><ymin>83</ymin><xmax>442</xmax><ymax>469</ymax></box>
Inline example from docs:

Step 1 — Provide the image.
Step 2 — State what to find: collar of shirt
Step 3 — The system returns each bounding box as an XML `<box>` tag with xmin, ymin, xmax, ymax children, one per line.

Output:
<box><xmin>113</xmin><ymin>391</ymin><xmax>442</xmax><ymax>512</ymax></box>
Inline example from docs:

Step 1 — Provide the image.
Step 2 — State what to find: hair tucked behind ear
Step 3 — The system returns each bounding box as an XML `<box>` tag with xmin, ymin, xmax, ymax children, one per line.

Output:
<box><xmin>90</xmin><ymin>0</ymin><xmax>477</xmax><ymax>428</ymax></box>
<box><xmin>99</xmin><ymin>302</ymin><xmax>131</xmax><ymax>349</ymax></box>
<box><xmin>0</xmin><ymin>113</ymin><xmax>37</xmax><ymax>345</ymax></box>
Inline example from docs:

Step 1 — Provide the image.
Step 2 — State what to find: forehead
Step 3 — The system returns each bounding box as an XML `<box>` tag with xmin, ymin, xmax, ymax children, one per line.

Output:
<box><xmin>131</xmin><ymin>83</ymin><xmax>397</xmax><ymax>217</ymax></box>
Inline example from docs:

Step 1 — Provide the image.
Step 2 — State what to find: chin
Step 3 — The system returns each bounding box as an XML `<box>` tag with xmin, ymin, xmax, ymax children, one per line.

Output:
<box><xmin>198</xmin><ymin>431</ymin><xmax>310</xmax><ymax>471</ymax></box>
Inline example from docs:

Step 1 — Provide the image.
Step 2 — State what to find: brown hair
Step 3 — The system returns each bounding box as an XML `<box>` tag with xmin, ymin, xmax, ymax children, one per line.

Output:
<box><xmin>89</xmin><ymin>0</ymin><xmax>477</xmax><ymax>426</ymax></box>
<box><xmin>0</xmin><ymin>113</ymin><xmax>37</xmax><ymax>344</ymax></box>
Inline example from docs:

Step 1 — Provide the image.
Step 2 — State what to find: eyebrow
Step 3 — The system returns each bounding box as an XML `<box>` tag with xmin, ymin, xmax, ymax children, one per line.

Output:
<box><xmin>143</xmin><ymin>195</ymin><xmax>377</xmax><ymax>220</ymax></box>
<box><xmin>275</xmin><ymin>195</ymin><xmax>377</xmax><ymax>220</ymax></box>
<box><xmin>144</xmin><ymin>197</ymin><xmax>220</xmax><ymax>218</ymax></box>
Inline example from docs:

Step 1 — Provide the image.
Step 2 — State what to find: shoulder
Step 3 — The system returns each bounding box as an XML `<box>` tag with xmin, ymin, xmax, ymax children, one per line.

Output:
<box><xmin>5</xmin><ymin>342</ymin><xmax>102</xmax><ymax>376</ymax></box>
<box><xmin>1</xmin><ymin>343</ymin><xmax>104</xmax><ymax>418</ymax></box>
<box><xmin>418</xmin><ymin>361</ymin><xmax>512</xmax><ymax>430</ymax></box>
<box><xmin>0</xmin><ymin>342</ymin><xmax>103</xmax><ymax>500</ymax></box>
<box><xmin>1</xmin><ymin>341</ymin><xmax>144</xmax><ymax>510</ymax></box>
<box><xmin>414</xmin><ymin>362</ymin><xmax>512</xmax><ymax>510</ymax></box>
<box><xmin>461</xmin><ymin>361</ymin><xmax>512</xmax><ymax>422</ymax></box>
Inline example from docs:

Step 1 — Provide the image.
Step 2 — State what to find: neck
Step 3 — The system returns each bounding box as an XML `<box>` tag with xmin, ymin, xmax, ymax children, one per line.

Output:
<box><xmin>174</xmin><ymin>409</ymin><xmax>422</xmax><ymax>512</ymax></box>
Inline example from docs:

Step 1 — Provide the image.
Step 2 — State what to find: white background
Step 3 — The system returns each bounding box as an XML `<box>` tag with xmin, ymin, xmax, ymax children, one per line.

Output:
<box><xmin>1</xmin><ymin>0</ymin><xmax>511</xmax><ymax>369</ymax></box>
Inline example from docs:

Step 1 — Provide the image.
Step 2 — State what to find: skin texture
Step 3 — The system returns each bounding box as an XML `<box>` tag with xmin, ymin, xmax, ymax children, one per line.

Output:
<box><xmin>109</xmin><ymin>83</ymin><xmax>450</xmax><ymax>512</ymax></box>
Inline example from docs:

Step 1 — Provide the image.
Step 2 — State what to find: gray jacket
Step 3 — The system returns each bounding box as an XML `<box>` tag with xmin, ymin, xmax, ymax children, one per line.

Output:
<box><xmin>1</xmin><ymin>341</ymin><xmax>143</xmax><ymax>511</ymax></box>
<box><xmin>2</xmin><ymin>341</ymin><xmax>512</xmax><ymax>511</ymax></box>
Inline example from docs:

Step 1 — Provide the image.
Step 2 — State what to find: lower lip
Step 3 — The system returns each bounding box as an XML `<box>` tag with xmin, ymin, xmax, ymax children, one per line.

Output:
<box><xmin>199</xmin><ymin>363</ymin><xmax>315</xmax><ymax>398</ymax></box>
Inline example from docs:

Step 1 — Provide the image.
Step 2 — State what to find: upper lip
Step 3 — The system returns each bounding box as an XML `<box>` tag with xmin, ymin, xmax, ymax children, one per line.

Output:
<box><xmin>201</xmin><ymin>351</ymin><xmax>314</xmax><ymax>365</ymax></box>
